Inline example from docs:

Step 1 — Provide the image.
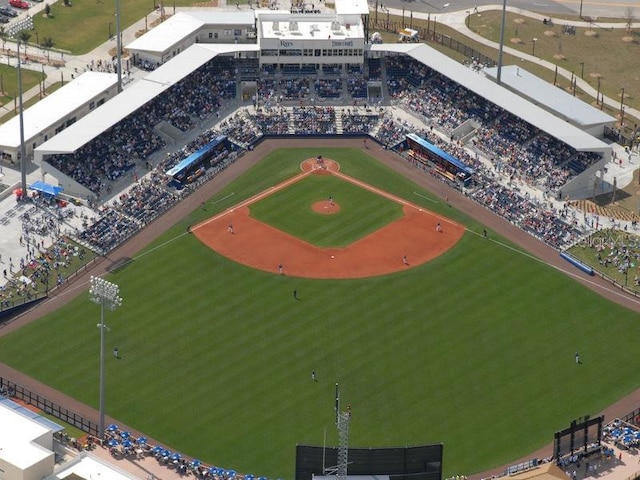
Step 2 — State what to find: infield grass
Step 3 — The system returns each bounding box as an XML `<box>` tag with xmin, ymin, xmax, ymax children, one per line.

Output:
<box><xmin>250</xmin><ymin>175</ymin><xmax>403</xmax><ymax>247</ymax></box>
<box><xmin>0</xmin><ymin>148</ymin><xmax>639</xmax><ymax>480</ymax></box>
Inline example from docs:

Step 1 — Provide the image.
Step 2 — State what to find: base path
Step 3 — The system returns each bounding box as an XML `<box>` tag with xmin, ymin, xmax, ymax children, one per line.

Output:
<box><xmin>192</xmin><ymin>159</ymin><xmax>465</xmax><ymax>279</ymax></box>
<box><xmin>1</xmin><ymin>138</ymin><xmax>639</xmax><ymax>480</ymax></box>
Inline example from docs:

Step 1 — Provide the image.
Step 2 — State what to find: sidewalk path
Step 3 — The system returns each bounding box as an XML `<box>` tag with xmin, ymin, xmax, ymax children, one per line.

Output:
<box><xmin>382</xmin><ymin>4</ymin><xmax>640</xmax><ymax>123</ymax></box>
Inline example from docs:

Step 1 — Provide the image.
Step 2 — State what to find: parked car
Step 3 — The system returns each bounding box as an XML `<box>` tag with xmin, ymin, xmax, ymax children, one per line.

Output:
<box><xmin>0</xmin><ymin>5</ymin><xmax>19</xmax><ymax>16</ymax></box>
<box><xmin>9</xmin><ymin>0</ymin><xmax>30</xmax><ymax>9</ymax></box>
<box><xmin>0</xmin><ymin>14</ymin><xmax>9</xmax><ymax>23</ymax></box>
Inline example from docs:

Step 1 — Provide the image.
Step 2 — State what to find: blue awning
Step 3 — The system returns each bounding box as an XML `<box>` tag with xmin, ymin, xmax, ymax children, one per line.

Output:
<box><xmin>166</xmin><ymin>135</ymin><xmax>227</xmax><ymax>177</ymax></box>
<box><xmin>29</xmin><ymin>181</ymin><xmax>63</xmax><ymax>196</ymax></box>
<box><xmin>407</xmin><ymin>133</ymin><xmax>474</xmax><ymax>176</ymax></box>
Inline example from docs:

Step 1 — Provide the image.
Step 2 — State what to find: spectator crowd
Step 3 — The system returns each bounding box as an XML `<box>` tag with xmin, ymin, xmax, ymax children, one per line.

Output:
<box><xmin>31</xmin><ymin>53</ymin><xmax>607</xmax><ymax>280</ymax></box>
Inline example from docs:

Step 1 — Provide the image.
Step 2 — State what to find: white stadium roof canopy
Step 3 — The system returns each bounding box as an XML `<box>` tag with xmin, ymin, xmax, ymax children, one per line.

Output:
<box><xmin>483</xmin><ymin>65</ymin><xmax>616</xmax><ymax>128</ymax></box>
<box><xmin>125</xmin><ymin>10</ymin><xmax>255</xmax><ymax>54</ymax></box>
<box><xmin>334</xmin><ymin>0</ymin><xmax>369</xmax><ymax>15</ymax></box>
<box><xmin>0</xmin><ymin>72</ymin><xmax>117</xmax><ymax>150</ymax></box>
<box><xmin>36</xmin><ymin>41</ymin><xmax>608</xmax><ymax>159</ymax></box>
<box><xmin>371</xmin><ymin>43</ymin><xmax>610</xmax><ymax>153</ymax></box>
<box><xmin>0</xmin><ymin>400</ymin><xmax>53</xmax><ymax>470</ymax></box>
<box><xmin>35</xmin><ymin>43</ymin><xmax>259</xmax><ymax>156</ymax></box>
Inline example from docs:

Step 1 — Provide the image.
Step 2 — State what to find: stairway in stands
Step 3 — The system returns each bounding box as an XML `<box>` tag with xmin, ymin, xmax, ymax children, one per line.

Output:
<box><xmin>287</xmin><ymin>107</ymin><xmax>296</xmax><ymax>134</ymax></box>
<box><xmin>379</xmin><ymin>57</ymin><xmax>389</xmax><ymax>102</ymax></box>
<box><xmin>335</xmin><ymin>108</ymin><xmax>343</xmax><ymax>134</ymax></box>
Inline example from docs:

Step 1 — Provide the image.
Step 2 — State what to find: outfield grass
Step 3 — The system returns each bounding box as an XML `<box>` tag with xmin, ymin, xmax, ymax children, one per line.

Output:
<box><xmin>0</xmin><ymin>148</ymin><xmax>639</xmax><ymax>479</ymax></box>
<box><xmin>250</xmin><ymin>175</ymin><xmax>403</xmax><ymax>248</ymax></box>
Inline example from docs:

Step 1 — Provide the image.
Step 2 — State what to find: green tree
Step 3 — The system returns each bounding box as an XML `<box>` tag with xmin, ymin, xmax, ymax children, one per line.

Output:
<box><xmin>0</xmin><ymin>26</ymin><xmax>6</xmax><ymax>52</ymax></box>
<box><xmin>18</xmin><ymin>30</ymin><xmax>31</xmax><ymax>58</ymax></box>
<box><xmin>624</xmin><ymin>7</ymin><xmax>635</xmax><ymax>34</ymax></box>
<box><xmin>41</xmin><ymin>37</ymin><xmax>54</xmax><ymax>62</ymax></box>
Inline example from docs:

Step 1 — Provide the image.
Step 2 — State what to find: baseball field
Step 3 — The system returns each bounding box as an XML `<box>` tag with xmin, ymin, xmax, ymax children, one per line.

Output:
<box><xmin>0</xmin><ymin>146</ymin><xmax>639</xmax><ymax>479</ymax></box>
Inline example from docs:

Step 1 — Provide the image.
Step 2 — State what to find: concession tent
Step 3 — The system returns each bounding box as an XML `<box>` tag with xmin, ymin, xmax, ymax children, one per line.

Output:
<box><xmin>29</xmin><ymin>181</ymin><xmax>63</xmax><ymax>197</ymax></box>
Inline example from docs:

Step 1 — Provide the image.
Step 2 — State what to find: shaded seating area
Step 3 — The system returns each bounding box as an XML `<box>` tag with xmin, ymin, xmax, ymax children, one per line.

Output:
<box><xmin>104</xmin><ymin>424</ymin><xmax>270</xmax><ymax>480</ymax></box>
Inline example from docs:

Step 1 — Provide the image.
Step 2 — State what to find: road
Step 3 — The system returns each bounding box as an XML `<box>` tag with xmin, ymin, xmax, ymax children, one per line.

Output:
<box><xmin>372</xmin><ymin>0</ymin><xmax>640</xmax><ymax>19</ymax></box>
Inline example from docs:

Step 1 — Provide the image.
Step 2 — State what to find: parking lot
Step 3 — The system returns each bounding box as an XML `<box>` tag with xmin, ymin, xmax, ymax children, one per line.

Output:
<box><xmin>0</xmin><ymin>0</ymin><xmax>38</xmax><ymax>26</ymax></box>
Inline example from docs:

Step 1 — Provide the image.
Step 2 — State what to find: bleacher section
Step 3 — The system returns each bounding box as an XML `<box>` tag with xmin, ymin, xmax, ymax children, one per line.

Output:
<box><xmin>41</xmin><ymin>52</ymin><xmax>605</xmax><ymax>258</ymax></box>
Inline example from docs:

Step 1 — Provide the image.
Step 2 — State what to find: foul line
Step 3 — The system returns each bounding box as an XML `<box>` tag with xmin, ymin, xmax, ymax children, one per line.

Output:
<box><xmin>466</xmin><ymin>230</ymin><xmax>640</xmax><ymax>308</ymax></box>
<box><xmin>413</xmin><ymin>191</ymin><xmax>438</xmax><ymax>204</ymax></box>
<box><xmin>332</xmin><ymin>170</ymin><xmax>462</xmax><ymax>229</ymax></box>
<box><xmin>333</xmin><ymin>169</ymin><xmax>640</xmax><ymax>307</ymax></box>
<box><xmin>211</xmin><ymin>192</ymin><xmax>235</xmax><ymax>204</ymax></box>
<box><xmin>34</xmin><ymin>168</ymin><xmax>639</xmax><ymax>316</ymax></box>
<box><xmin>191</xmin><ymin>169</ymin><xmax>315</xmax><ymax>232</ymax></box>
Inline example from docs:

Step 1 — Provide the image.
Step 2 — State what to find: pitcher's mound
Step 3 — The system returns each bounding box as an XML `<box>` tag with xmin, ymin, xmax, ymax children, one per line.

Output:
<box><xmin>312</xmin><ymin>201</ymin><xmax>341</xmax><ymax>214</ymax></box>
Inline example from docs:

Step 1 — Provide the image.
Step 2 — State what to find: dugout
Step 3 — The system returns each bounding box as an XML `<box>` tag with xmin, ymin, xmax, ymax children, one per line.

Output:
<box><xmin>166</xmin><ymin>135</ymin><xmax>232</xmax><ymax>187</ymax></box>
<box><xmin>295</xmin><ymin>444</ymin><xmax>443</xmax><ymax>480</ymax></box>
<box><xmin>405</xmin><ymin>133</ymin><xmax>473</xmax><ymax>187</ymax></box>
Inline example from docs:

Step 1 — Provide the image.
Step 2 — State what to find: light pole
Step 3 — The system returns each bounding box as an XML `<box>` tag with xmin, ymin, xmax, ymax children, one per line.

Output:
<box><xmin>466</xmin><ymin>10</ymin><xmax>470</xmax><ymax>28</ymax></box>
<box><xmin>89</xmin><ymin>276</ymin><xmax>123</xmax><ymax>440</ymax></box>
<box><xmin>15</xmin><ymin>35</ymin><xmax>27</xmax><ymax>196</ymax></box>
<box><xmin>108</xmin><ymin>22</ymin><xmax>113</xmax><ymax>39</ymax></box>
<box><xmin>496</xmin><ymin>0</ymin><xmax>507</xmax><ymax>84</ymax></box>
<box><xmin>531</xmin><ymin>37</ymin><xmax>537</xmax><ymax>56</ymax></box>
<box><xmin>579</xmin><ymin>62</ymin><xmax>584</xmax><ymax>79</ymax></box>
<box><xmin>115</xmin><ymin>0</ymin><xmax>123</xmax><ymax>92</ymax></box>
<box><xmin>579</xmin><ymin>0</ymin><xmax>584</xmax><ymax>18</ymax></box>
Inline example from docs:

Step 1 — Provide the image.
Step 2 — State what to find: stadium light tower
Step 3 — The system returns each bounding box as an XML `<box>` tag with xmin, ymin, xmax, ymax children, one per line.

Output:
<box><xmin>496</xmin><ymin>0</ymin><xmax>507</xmax><ymax>84</ymax></box>
<box><xmin>89</xmin><ymin>276</ymin><xmax>122</xmax><ymax>440</ymax></box>
<box><xmin>12</xmin><ymin>29</ymin><xmax>30</xmax><ymax>197</ymax></box>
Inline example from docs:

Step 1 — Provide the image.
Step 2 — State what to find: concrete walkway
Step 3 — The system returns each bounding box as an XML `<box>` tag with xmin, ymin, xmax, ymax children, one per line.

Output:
<box><xmin>383</xmin><ymin>4</ymin><xmax>640</xmax><ymax>124</ymax></box>
<box><xmin>2</xmin><ymin>2</ymin><xmax>639</xmax><ymax>125</ymax></box>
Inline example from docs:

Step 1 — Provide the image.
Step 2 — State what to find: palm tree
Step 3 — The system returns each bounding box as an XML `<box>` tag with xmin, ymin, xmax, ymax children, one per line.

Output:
<box><xmin>18</xmin><ymin>30</ymin><xmax>31</xmax><ymax>59</ymax></box>
<box><xmin>0</xmin><ymin>26</ymin><xmax>7</xmax><ymax>52</ymax></box>
<box><xmin>41</xmin><ymin>36</ymin><xmax>54</xmax><ymax>62</ymax></box>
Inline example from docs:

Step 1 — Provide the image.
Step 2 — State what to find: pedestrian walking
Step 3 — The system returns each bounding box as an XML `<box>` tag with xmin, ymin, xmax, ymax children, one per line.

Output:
<box><xmin>436</xmin><ymin>222</ymin><xmax>442</xmax><ymax>232</ymax></box>
<box><xmin>278</xmin><ymin>263</ymin><xmax>284</xmax><ymax>274</ymax></box>
<box><xmin>575</xmin><ymin>351</ymin><xmax>580</xmax><ymax>364</ymax></box>
<box><xmin>312</xmin><ymin>371</ymin><xmax>317</xmax><ymax>382</ymax></box>
<box><xmin>293</xmin><ymin>289</ymin><xmax>298</xmax><ymax>300</ymax></box>
<box><xmin>483</xmin><ymin>229</ymin><xmax>487</xmax><ymax>238</ymax></box>
<box><xmin>113</xmin><ymin>346</ymin><xmax>119</xmax><ymax>359</ymax></box>
<box><xmin>403</xmin><ymin>255</ymin><xmax>408</xmax><ymax>266</ymax></box>
<box><xmin>227</xmin><ymin>223</ymin><xmax>234</xmax><ymax>234</ymax></box>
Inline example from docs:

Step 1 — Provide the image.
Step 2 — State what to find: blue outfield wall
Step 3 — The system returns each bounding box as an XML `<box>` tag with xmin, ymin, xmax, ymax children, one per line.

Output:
<box><xmin>560</xmin><ymin>251</ymin><xmax>594</xmax><ymax>276</ymax></box>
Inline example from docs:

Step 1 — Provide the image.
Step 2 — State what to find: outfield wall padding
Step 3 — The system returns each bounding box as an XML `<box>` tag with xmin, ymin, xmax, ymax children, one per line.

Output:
<box><xmin>295</xmin><ymin>444</ymin><xmax>443</xmax><ymax>480</ymax></box>
<box><xmin>560</xmin><ymin>252</ymin><xmax>594</xmax><ymax>276</ymax></box>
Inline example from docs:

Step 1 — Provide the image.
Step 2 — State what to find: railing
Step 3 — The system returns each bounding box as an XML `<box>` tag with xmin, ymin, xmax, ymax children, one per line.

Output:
<box><xmin>366</xmin><ymin>18</ymin><xmax>497</xmax><ymax>67</ymax></box>
<box><xmin>0</xmin><ymin>377</ymin><xmax>99</xmax><ymax>436</ymax></box>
